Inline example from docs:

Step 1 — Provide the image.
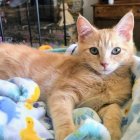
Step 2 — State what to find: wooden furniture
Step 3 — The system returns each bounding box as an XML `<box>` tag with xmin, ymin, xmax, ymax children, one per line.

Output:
<box><xmin>92</xmin><ymin>3</ymin><xmax>140</xmax><ymax>50</ymax></box>
<box><xmin>114</xmin><ymin>0</ymin><xmax>139</xmax><ymax>4</ymax></box>
<box><xmin>99</xmin><ymin>0</ymin><xmax>140</xmax><ymax>4</ymax></box>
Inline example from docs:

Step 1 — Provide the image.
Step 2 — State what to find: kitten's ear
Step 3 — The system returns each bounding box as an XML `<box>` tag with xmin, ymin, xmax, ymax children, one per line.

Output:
<box><xmin>77</xmin><ymin>15</ymin><xmax>98</xmax><ymax>38</ymax></box>
<box><xmin>114</xmin><ymin>11</ymin><xmax>134</xmax><ymax>41</ymax></box>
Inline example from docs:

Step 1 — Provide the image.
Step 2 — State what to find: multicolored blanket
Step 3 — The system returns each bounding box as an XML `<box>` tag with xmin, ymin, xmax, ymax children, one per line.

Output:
<box><xmin>0</xmin><ymin>77</ymin><xmax>53</xmax><ymax>140</ymax></box>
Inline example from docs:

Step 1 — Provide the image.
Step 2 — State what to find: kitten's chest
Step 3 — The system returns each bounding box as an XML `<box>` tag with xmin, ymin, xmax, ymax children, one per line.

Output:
<box><xmin>103</xmin><ymin>70</ymin><xmax>132</xmax><ymax>93</ymax></box>
<box><xmin>78</xmin><ymin>70</ymin><xmax>132</xmax><ymax>109</ymax></box>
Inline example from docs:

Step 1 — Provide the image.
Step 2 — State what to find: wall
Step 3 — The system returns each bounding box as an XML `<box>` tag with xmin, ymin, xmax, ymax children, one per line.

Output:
<box><xmin>83</xmin><ymin>0</ymin><xmax>98</xmax><ymax>24</ymax></box>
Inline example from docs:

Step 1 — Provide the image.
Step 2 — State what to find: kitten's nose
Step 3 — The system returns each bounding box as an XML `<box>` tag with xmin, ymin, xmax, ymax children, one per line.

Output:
<box><xmin>100</xmin><ymin>62</ymin><xmax>108</xmax><ymax>69</ymax></box>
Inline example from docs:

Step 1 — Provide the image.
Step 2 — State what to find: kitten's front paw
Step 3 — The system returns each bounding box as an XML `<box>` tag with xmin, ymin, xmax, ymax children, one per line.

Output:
<box><xmin>110</xmin><ymin>128</ymin><xmax>121</xmax><ymax>140</ymax></box>
<box><xmin>55</xmin><ymin>127</ymin><xmax>75</xmax><ymax>140</ymax></box>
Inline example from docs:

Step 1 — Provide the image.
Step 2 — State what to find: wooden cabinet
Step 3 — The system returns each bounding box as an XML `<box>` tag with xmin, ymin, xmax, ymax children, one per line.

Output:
<box><xmin>92</xmin><ymin>3</ymin><xmax>140</xmax><ymax>50</ymax></box>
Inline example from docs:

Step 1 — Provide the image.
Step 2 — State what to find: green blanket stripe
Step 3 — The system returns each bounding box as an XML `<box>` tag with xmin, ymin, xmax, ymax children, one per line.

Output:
<box><xmin>47</xmin><ymin>48</ymin><xmax>67</xmax><ymax>53</ymax></box>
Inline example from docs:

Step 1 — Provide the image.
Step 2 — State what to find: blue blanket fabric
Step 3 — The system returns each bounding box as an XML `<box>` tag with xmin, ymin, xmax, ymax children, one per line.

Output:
<box><xmin>0</xmin><ymin>77</ymin><xmax>53</xmax><ymax>140</ymax></box>
<box><xmin>65</xmin><ymin>108</ymin><xmax>111</xmax><ymax>140</ymax></box>
<box><xmin>121</xmin><ymin>78</ymin><xmax>140</xmax><ymax>140</ymax></box>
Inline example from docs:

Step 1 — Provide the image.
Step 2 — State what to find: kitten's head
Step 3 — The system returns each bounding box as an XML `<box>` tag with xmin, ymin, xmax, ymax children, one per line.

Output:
<box><xmin>76</xmin><ymin>11</ymin><xmax>136</xmax><ymax>75</ymax></box>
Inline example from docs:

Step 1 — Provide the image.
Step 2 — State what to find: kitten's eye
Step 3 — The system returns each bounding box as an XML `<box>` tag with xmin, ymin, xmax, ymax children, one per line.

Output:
<box><xmin>89</xmin><ymin>47</ymin><xmax>99</xmax><ymax>55</ymax></box>
<box><xmin>112</xmin><ymin>47</ymin><xmax>121</xmax><ymax>55</ymax></box>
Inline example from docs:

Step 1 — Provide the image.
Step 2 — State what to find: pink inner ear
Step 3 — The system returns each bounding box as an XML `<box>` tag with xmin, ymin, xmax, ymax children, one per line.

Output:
<box><xmin>115</xmin><ymin>12</ymin><xmax>134</xmax><ymax>41</ymax></box>
<box><xmin>78</xmin><ymin>26</ymin><xmax>93</xmax><ymax>37</ymax></box>
<box><xmin>77</xmin><ymin>17</ymin><xmax>93</xmax><ymax>38</ymax></box>
<box><xmin>119</xmin><ymin>27</ymin><xmax>132</xmax><ymax>41</ymax></box>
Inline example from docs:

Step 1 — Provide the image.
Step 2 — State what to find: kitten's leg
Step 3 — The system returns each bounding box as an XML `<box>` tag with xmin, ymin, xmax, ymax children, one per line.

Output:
<box><xmin>98</xmin><ymin>104</ymin><xmax>122</xmax><ymax>140</ymax></box>
<box><xmin>47</xmin><ymin>91</ymin><xmax>76</xmax><ymax>140</ymax></box>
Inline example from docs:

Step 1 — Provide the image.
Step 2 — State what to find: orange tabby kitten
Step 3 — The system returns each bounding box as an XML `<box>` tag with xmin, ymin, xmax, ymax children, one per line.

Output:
<box><xmin>0</xmin><ymin>11</ymin><xmax>135</xmax><ymax>140</ymax></box>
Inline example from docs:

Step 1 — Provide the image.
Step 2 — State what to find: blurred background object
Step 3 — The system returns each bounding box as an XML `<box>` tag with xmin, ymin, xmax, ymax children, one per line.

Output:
<box><xmin>0</xmin><ymin>0</ymin><xmax>83</xmax><ymax>48</ymax></box>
